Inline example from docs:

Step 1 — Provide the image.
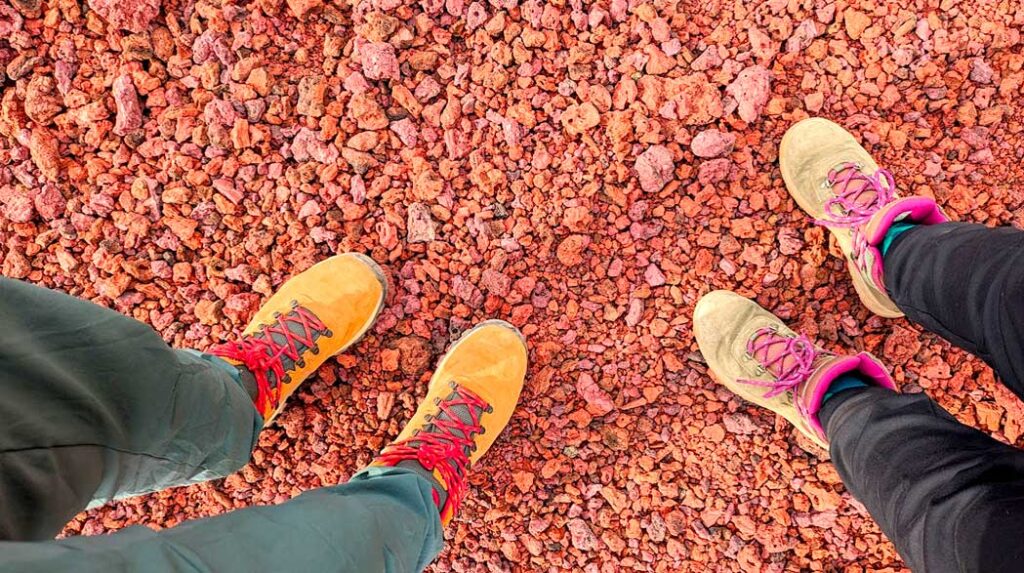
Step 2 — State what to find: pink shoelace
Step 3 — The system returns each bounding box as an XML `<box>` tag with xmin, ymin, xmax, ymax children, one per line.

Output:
<box><xmin>739</xmin><ymin>327</ymin><xmax>819</xmax><ymax>398</ymax></box>
<box><xmin>813</xmin><ymin>162</ymin><xmax>897</xmax><ymax>269</ymax></box>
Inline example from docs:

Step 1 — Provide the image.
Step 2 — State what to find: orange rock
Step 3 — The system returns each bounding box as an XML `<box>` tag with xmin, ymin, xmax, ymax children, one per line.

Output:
<box><xmin>556</xmin><ymin>234</ymin><xmax>589</xmax><ymax>266</ymax></box>
<box><xmin>230</xmin><ymin>118</ymin><xmax>250</xmax><ymax>149</ymax></box>
<box><xmin>802</xmin><ymin>482</ymin><xmax>841</xmax><ymax>512</ymax></box>
<box><xmin>644</xmin><ymin>45</ymin><xmax>675</xmax><ymax>75</ymax></box>
<box><xmin>346</xmin><ymin>131</ymin><xmax>379</xmax><ymax>151</ymax></box>
<box><xmin>844</xmin><ymin>8</ymin><xmax>870</xmax><ymax>40</ymax></box>
<box><xmin>348</xmin><ymin>93</ymin><xmax>389</xmax><ymax>130</ymax></box>
<box><xmin>560</xmin><ymin>102</ymin><xmax>600</xmax><ymax>135</ymax></box>
<box><xmin>296</xmin><ymin>75</ymin><xmax>326</xmax><ymax>117</ymax></box>
<box><xmin>380</xmin><ymin>348</ymin><xmax>400</xmax><ymax>372</ymax></box>
<box><xmin>29</xmin><ymin>128</ymin><xmax>61</xmax><ymax>181</ymax></box>
<box><xmin>562</xmin><ymin>206</ymin><xmax>593</xmax><ymax>232</ymax></box>
<box><xmin>391</xmin><ymin>84</ymin><xmax>422</xmax><ymax>117</ymax></box>
<box><xmin>285</xmin><ymin>0</ymin><xmax>321</xmax><ymax>19</ymax></box>
<box><xmin>512</xmin><ymin>471</ymin><xmax>534</xmax><ymax>493</ymax></box>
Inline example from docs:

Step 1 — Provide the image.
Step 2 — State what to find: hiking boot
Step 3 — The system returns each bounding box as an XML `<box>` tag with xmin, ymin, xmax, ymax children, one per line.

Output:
<box><xmin>780</xmin><ymin>117</ymin><xmax>949</xmax><ymax>317</ymax></box>
<box><xmin>209</xmin><ymin>252</ymin><xmax>387</xmax><ymax>423</ymax></box>
<box><xmin>693</xmin><ymin>290</ymin><xmax>896</xmax><ymax>448</ymax></box>
<box><xmin>370</xmin><ymin>320</ymin><xmax>528</xmax><ymax>526</ymax></box>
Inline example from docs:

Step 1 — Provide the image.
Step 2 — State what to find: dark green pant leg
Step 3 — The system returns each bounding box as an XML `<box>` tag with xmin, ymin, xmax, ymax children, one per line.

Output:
<box><xmin>0</xmin><ymin>468</ymin><xmax>444</xmax><ymax>573</ymax></box>
<box><xmin>0</xmin><ymin>278</ymin><xmax>261</xmax><ymax>540</ymax></box>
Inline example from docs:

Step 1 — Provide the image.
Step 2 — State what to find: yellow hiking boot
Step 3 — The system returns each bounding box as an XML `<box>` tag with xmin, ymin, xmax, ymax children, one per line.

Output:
<box><xmin>209</xmin><ymin>252</ymin><xmax>387</xmax><ymax>423</ymax></box>
<box><xmin>780</xmin><ymin>117</ymin><xmax>949</xmax><ymax>318</ymax></box>
<box><xmin>370</xmin><ymin>320</ymin><xmax>528</xmax><ymax>526</ymax></box>
<box><xmin>694</xmin><ymin>290</ymin><xmax>896</xmax><ymax>448</ymax></box>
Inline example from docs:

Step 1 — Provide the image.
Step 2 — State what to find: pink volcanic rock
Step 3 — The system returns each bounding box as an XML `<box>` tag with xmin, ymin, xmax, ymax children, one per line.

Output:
<box><xmin>635</xmin><ymin>145</ymin><xmax>675</xmax><ymax>192</ymax></box>
<box><xmin>112</xmin><ymin>75</ymin><xmax>142</xmax><ymax>136</ymax></box>
<box><xmin>577</xmin><ymin>372</ymin><xmax>614</xmax><ymax>416</ymax></box>
<box><xmin>407</xmin><ymin>202</ymin><xmax>435</xmax><ymax>243</ymax></box>
<box><xmin>691</xmin><ymin>129</ymin><xmax>736</xmax><ymax>158</ymax></box>
<box><xmin>290</xmin><ymin>128</ymin><xmax>339</xmax><ymax>163</ymax></box>
<box><xmin>358</xmin><ymin>41</ymin><xmax>399</xmax><ymax>81</ymax></box>
<box><xmin>87</xmin><ymin>0</ymin><xmax>161</xmax><ymax>32</ymax></box>
<box><xmin>698</xmin><ymin>158</ymin><xmax>733</xmax><ymax>185</ymax></box>
<box><xmin>727</xmin><ymin>65</ymin><xmax>772</xmax><ymax>123</ymax></box>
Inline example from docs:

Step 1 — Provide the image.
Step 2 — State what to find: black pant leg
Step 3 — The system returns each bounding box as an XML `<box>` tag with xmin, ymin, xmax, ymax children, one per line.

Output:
<box><xmin>824</xmin><ymin>387</ymin><xmax>1024</xmax><ymax>573</ymax></box>
<box><xmin>884</xmin><ymin>222</ymin><xmax>1024</xmax><ymax>397</ymax></box>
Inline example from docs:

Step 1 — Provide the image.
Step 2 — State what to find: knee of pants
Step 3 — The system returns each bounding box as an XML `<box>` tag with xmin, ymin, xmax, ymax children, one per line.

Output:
<box><xmin>952</xmin><ymin>489</ymin><xmax>1024</xmax><ymax>573</ymax></box>
<box><xmin>997</xmin><ymin>273</ymin><xmax>1024</xmax><ymax>319</ymax></box>
<box><xmin>104</xmin><ymin>344</ymin><xmax>260</xmax><ymax>467</ymax></box>
<box><xmin>985</xmin><ymin>272</ymin><xmax>1024</xmax><ymax>379</ymax></box>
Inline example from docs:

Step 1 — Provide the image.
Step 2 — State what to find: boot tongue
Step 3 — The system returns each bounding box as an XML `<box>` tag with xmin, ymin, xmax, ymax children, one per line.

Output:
<box><xmin>830</xmin><ymin>164</ymin><xmax>874</xmax><ymax>203</ymax></box>
<box><xmin>255</xmin><ymin>310</ymin><xmax>326</xmax><ymax>383</ymax></box>
<box><xmin>749</xmin><ymin>330</ymin><xmax>816</xmax><ymax>381</ymax></box>
<box><xmin>399</xmin><ymin>386</ymin><xmax>488</xmax><ymax>511</ymax></box>
<box><xmin>820</xmin><ymin>162</ymin><xmax>898</xmax><ymax>227</ymax></box>
<box><xmin>417</xmin><ymin>396</ymin><xmax>480</xmax><ymax>455</ymax></box>
<box><xmin>809</xmin><ymin>354</ymin><xmax>841</xmax><ymax>380</ymax></box>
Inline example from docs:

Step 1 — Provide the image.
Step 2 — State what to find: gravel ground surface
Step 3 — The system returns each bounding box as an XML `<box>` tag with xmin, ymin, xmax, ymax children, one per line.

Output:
<box><xmin>3</xmin><ymin>0</ymin><xmax>1024</xmax><ymax>570</ymax></box>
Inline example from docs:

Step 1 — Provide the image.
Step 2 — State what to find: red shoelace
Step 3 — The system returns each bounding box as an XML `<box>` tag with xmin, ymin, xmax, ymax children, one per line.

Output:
<box><xmin>209</xmin><ymin>304</ymin><xmax>329</xmax><ymax>416</ymax></box>
<box><xmin>377</xmin><ymin>384</ymin><xmax>490</xmax><ymax>518</ymax></box>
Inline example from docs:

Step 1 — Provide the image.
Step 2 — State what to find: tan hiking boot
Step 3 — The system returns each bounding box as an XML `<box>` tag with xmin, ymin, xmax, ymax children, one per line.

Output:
<box><xmin>693</xmin><ymin>290</ymin><xmax>896</xmax><ymax>448</ymax></box>
<box><xmin>209</xmin><ymin>252</ymin><xmax>388</xmax><ymax>423</ymax></box>
<box><xmin>370</xmin><ymin>320</ymin><xmax>528</xmax><ymax>526</ymax></box>
<box><xmin>780</xmin><ymin>117</ymin><xmax>949</xmax><ymax>317</ymax></box>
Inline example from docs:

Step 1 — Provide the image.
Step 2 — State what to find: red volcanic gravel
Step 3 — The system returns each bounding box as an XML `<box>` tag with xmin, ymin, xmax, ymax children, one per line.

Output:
<box><xmin>2</xmin><ymin>0</ymin><xmax>1024</xmax><ymax>570</ymax></box>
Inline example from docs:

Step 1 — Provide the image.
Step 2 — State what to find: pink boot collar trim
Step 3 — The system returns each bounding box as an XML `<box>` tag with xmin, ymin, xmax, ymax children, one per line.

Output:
<box><xmin>860</xmin><ymin>197</ymin><xmax>950</xmax><ymax>290</ymax></box>
<box><xmin>863</xmin><ymin>196</ymin><xmax>950</xmax><ymax>245</ymax></box>
<box><xmin>800</xmin><ymin>353</ymin><xmax>897</xmax><ymax>443</ymax></box>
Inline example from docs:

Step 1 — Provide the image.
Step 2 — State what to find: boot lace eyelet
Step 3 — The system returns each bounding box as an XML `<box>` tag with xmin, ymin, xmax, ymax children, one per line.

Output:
<box><xmin>206</xmin><ymin>304</ymin><xmax>328</xmax><ymax>415</ymax></box>
<box><xmin>371</xmin><ymin>386</ymin><xmax>489</xmax><ymax>523</ymax></box>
